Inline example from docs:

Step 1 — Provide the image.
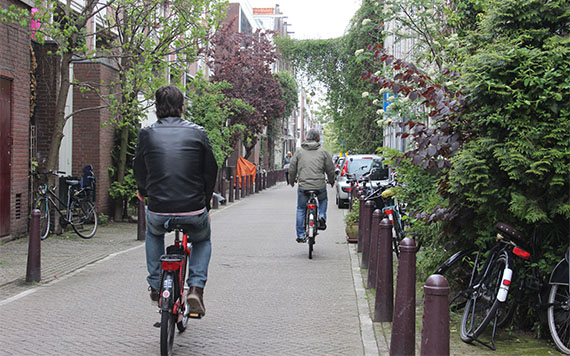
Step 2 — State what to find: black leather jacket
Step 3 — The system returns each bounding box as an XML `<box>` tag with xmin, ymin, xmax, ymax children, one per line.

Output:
<box><xmin>133</xmin><ymin>117</ymin><xmax>218</xmax><ymax>213</ymax></box>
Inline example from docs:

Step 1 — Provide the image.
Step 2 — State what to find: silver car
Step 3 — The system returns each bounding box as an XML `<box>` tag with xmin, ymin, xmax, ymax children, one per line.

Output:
<box><xmin>334</xmin><ymin>154</ymin><xmax>391</xmax><ymax>208</ymax></box>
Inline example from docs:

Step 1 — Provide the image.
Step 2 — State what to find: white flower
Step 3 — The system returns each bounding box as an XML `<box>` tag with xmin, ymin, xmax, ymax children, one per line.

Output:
<box><xmin>379</xmin><ymin>88</ymin><xmax>389</xmax><ymax>95</ymax></box>
<box><xmin>374</xmin><ymin>71</ymin><xmax>381</xmax><ymax>76</ymax></box>
<box><xmin>354</xmin><ymin>49</ymin><xmax>364</xmax><ymax>56</ymax></box>
<box><xmin>362</xmin><ymin>19</ymin><xmax>372</xmax><ymax>26</ymax></box>
<box><xmin>362</xmin><ymin>91</ymin><xmax>370</xmax><ymax>98</ymax></box>
<box><xmin>373</xmin><ymin>99</ymin><xmax>380</xmax><ymax>106</ymax></box>
<box><xmin>376</xmin><ymin>109</ymin><xmax>384</xmax><ymax>115</ymax></box>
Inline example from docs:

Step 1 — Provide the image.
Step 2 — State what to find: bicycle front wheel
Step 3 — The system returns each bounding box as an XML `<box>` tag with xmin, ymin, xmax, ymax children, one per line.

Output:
<box><xmin>160</xmin><ymin>309</ymin><xmax>176</xmax><ymax>356</ymax></box>
<box><xmin>70</xmin><ymin>200</ymin><xmax>98</xmax><ymax>238</ymax></box>
<box><xmin>548</xmin><ymin>284</ymin><xmax>570</xmax><ymax>354</ymax></box>
<box><xmin>460</xmin><ymin>251</ymin><xmax>508</xmax><ymax>343</ymax></box>
<box><xmin>33</xmin><ymin>197</ymin><xmax>50</xmax><ymax>240</ymax></box>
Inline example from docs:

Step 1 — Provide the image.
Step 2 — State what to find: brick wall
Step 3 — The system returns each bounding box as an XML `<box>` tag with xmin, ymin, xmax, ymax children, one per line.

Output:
<box><xmin>72</xmin><ymin>62</ymin><xmax>118</xmax><ymax>217</ymax></box>
<box><xmin>0</xmin><ymin>0</ymin><xmax>31</xmax><ymax>237</ymax></box>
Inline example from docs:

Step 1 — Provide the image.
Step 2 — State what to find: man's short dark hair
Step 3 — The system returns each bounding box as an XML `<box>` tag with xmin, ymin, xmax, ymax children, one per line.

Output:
<box><xmin>155</xmin><ymin>85</ymin><xmax>184</xmax><ymax>118</ymax></box>
<box><xmin>306</xmin><ymin>128</ymin><xmax>320</xmax><ymax>142</ymax></box>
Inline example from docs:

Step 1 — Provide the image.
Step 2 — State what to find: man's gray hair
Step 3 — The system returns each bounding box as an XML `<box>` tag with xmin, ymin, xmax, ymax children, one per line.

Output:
<box><xmin>306</xmin><ymin>129</ymin><xmax>320</xmax><ymax>142</ymax></box>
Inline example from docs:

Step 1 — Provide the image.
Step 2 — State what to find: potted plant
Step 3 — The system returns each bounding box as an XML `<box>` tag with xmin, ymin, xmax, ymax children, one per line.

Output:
<box><xmin>344</xmin><ymin>199</ymin><xmax>360</xmax><ymax>243</ymax></box>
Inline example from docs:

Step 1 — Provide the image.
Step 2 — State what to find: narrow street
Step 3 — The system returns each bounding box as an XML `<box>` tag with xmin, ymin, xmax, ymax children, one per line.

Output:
<box><xmin>0</xmin><ymin>184</ymin><xmax>371</xmax><ymax>355</ymax></box>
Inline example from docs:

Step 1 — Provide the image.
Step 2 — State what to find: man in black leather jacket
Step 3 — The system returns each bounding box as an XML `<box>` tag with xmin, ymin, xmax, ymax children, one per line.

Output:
<box><xmin>134</xmin><ymin>85</ymin><xmax>218</xmax><ymax>316</ymax></box>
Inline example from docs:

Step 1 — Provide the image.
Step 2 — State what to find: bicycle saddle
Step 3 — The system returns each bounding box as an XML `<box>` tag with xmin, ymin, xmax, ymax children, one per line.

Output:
<box><xmin>496</xmin><ymin>222</ymin><xmax>524</xmax><ymax>243</ymax></box>
<box><xmin>164</xmin><ymin>222</ymin><xmax>193</xmax><ymax>233</ymax></box>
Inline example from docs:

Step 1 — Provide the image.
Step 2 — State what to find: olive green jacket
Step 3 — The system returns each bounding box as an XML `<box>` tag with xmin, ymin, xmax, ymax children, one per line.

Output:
<box><xmin>288</xmin><ymin>141</ymin><xmax>335</xmax><ymax>190</ymax></box>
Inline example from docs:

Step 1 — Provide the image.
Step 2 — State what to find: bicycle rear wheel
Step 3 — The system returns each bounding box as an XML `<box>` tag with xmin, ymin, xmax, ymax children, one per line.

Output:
<box><xmin>460</xmin><ymin>251</ymin><xmax>508</xmax><ymax>343</ymax></box>
<box><xmin>160</xmin><ymin>273</ymin><xmax>176</xmax><ymax>356</ymax></box>
<box><xmin>308</xmin><ymin>237</ymin><xmax>314</xmax><ymax>259</ymax></box>
<box><xmin>70</xmin><ymin>200</ymin><xmax>98</xmax><ymax>238</ymax></box>
<box><xmin>177</xmin><ymin>256</ymin><xmax>190</xmax><ymax>332</ymax></box>
<box><xmin>548</xmin><ymin>284</ymin><xmax>570</xmax><ymax>354</ymax></box>
<box><xmin>34</xmin><ymin>197</ymin><xmax>50</xmax><ymax>240</ymax></box>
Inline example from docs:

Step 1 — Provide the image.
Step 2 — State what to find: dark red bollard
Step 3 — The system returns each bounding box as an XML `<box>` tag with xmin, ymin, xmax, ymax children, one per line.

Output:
<box><xmin>235</xmin><ymin>177</ymin><xmax>240</xmax><ymax>201</ymax></box>
<box><xmin>421</xmin><ymin>274</ymin><xmax>450</xmax><ymax>356</ymax></box>
<box><xmin>241</xmin><ymin>175</ymin><xmax>246</xmax><ymax>198</ymax></box>
<box><xmin>357</xmin><ymin>196</ymin><xmax>365</xmax><ymax>253</ymax></box>
<box><xmin>137</xmin><ymin>199</ymin><xmax>146</xmax><ymax>241</ymax></box>
<box><xmin>374</xmin><ymin>217</ymin><xmax>393</xmax><ymax>322</ymax></box>
<box><xmin>361</xmin><ymin>200</ymin><xmax>375</xmax><ymax>269</ymax></box>
<box><xmin>245</xmin><ymin>175</ymin><xmax>250</xmax><ymax>196</ymax></box>
<box><xmin>367</xmin><ymin>209</ymin><xmax>381</xmax><ymax>289</ymax></box>
<box><xmin>221</xmin><ymin>179</ymin><xmax>227</xmax><ymax>205</ymax></box>
<box><xmin>249</xmin><ymin>174</ymin><xmax>254</xmax><ymax>194</ymax></box>
<box><xmin>390</xmin><ymin>237</ymin><xmax>417</xmax><ymax>356</ymax></box>
<box><xmin>229</xmin><ymin>177</ymin><xmax>234</xmax><ymax>203</ymax></box>
<box><xmin>26</xmin><ymin>209</ymin><xmax>41</xmax><ymax>283</ymax></box>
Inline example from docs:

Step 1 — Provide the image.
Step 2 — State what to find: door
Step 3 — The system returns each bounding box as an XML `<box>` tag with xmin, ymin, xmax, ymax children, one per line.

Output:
<box><xmin>0</xmin><ymin>78</ymin><xmax>11</xmax><ymax>236</ymax></box>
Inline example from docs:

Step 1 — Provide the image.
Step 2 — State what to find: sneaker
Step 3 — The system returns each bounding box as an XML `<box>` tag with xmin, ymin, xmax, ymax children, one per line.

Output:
<box><xmin>296</xmin><ymin>236</ymin><xmax>306</xmax><ymax>243</ymax></box>
<box><xmin>187</xmin><ymin>286</ymin><xmax>206</xmax><ymax>316</ymax></box>
<box><xmin>149</xmin><ymin>287</ymin><xmax>159</xmax><ymax>302</ymax></box>
<box><xmin>318</xmin><ymin>217</ymin><xmax>327</xmax><ymax>230</ymax></box>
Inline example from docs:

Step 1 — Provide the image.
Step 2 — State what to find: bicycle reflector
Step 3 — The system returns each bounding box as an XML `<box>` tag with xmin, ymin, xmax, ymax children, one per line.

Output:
<box><xmin>307</xmin><ymin>204</ymin><xmax>316</xmax><ymax>209</ymax></box>
<box><xmin>497</xmin><ymin>267</ymin><xmax>513</xmax><ymax>302</ymax></box>
<box><xmin>161</xmin><ymin>261</ymin><xmax>179</xmax><ymax>271</ymax></box>
<box><xmin>384</xmin><ymin>209</ymin><xmax>394</xmax><ymax>224</ymax></box>
<box><xmin>513</xmin><ymin>246</ymin><xmax>531</xmax><ymax>260</ymax></box>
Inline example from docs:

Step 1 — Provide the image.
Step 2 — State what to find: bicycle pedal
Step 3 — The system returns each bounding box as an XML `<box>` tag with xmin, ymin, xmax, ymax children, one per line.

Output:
<box><xmin>153</xmin><ymin>321</ymin><xmax>161</xmax><ymax>328</ymax></box>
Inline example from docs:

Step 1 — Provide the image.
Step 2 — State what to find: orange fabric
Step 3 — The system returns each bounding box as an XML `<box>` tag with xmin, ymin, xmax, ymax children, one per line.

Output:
<box><xmin>234</xmin><ymin>156</ymin><xmax>256</xmax><ymax>187</ymax></box>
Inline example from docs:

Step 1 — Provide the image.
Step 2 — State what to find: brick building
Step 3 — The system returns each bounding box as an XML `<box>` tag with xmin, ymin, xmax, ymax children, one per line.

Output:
<box><xmin>0</xmin><ymin>0</ymin><xmax>33</xmax><ymax>239</ymax></box>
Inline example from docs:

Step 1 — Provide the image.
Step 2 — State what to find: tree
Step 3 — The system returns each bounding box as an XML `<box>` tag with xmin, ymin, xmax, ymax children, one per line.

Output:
<box><xmin>208</xmin><ymin>22</ymin><xmax>285</xmax><ymax>159</ymax></box>
<box><xmin>2</xmin><ymin>0</ymin><xmax>227</xmax><ymax>220</ymax></box>
<box><xmin>276</xmin><ymin>1</ymin><xmax>385</xmax><ymax>153</ymax></box>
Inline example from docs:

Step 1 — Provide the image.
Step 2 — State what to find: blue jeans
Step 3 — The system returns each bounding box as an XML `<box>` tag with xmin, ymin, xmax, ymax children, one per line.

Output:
<box><xmin>145</xmin><ymin>209</ymin><xmax>211</xmax><ymax>291</ymax></box>
<box><xmin>296</xmin><ymin>188</ymin><xmax>328</xmax><ymax>238</ymax></box>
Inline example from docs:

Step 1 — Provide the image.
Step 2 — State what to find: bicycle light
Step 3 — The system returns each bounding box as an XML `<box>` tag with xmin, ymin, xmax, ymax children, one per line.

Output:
<box><xmin>513</xmin><ymin>246</ymin><xmax>531</xmax><ymax>260</ymax></box>
<box><xmin>497</xmin><ymin>267</ymin><xmax>513</xmax><ymax>302</ymax></box>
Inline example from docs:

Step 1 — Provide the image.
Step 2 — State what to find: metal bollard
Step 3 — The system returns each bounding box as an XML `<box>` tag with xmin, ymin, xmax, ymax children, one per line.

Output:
<box><xmin>390</xmin><ymin>237</ymin><xmax>417</xmax><ymax>356</ymax></box>
<box><xmin>137</xmin><ymin>199</ymin><xmax>146</xmax><ymax>241</ymax></box>
<box><xmin>357</xmin><ymin>196</ymin><xmax>365</xmax><ymax>253</ymax></box>
<box><xmin>250</xmin><ymin>174</ymin><xmax>254</xmax><ymax>194</ymax></box>
<box><xmin>221</xmin><ymin>178</ymin><xmax>227</xmax><ymax>205</ymax></box>
<box><xmin>374</xmin><ymin>217</ymin><xmax>393</xmax><ymax>322</ymax></box>
<box><xmin>26</xmin><ymin>209</ymin><xmax>41</xmax><ymax>283</ymax></box>
<box><xmin>421</xmin><ymin>274</ymin><xmax>450</xmax><ymax>356</ymax></box>
<box><xmin>255</xmin><ymin>172</ymin><xmax>260</xmax><ymax>193</ymax></box>
<box><xmin>361</xmin><ymin>200</ymin><xmax>375</xmax><ymax>269</ymax></box>
<box><xmin>229</xmin><ymin>176</ymin><xmax>234</xmax><ymax>203</ymax></box>
<box><xmin>245</xmin><ymin>175</ymin><xmax>249</xmax><ymax>196</ymax></box>
<box><xmin>367</xmin><ymin>209</ymin><xmax>381</xmax><ymax>289</ymax></box>
<box><xmin>235</xmin><ymin>177</ymin><xmax>240</xmax><ymax>200</ymax></box>
<box><xmin>212</xmin><ymin>191</ymin><xmax>219</xmax><ymax>209</ymax></box>
<box><xmin>241</xmin><ymin>175</ymin><xmax>246</xmax><ymax>198</ymax></box>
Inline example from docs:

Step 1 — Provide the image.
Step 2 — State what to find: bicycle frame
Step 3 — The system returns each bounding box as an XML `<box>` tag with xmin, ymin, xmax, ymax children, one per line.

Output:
<box><xmin>38</xmin><ymin>183</ymin><xmax>76</xmax><ymax>222</ymax></box>
<box><xmin>160</xmin><ymin>230</ymin><xmax>193</xmax><ymax>314</ymax></box>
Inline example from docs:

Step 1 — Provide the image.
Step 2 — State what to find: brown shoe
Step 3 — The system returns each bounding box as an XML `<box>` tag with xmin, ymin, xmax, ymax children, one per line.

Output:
<box><xmin>187</xmin><ymin>286</ymin><xmax>206</xmax><ymax>316</ymax></box>
<box><xmin>149</xmin><ymin>287</ymin><xmax>159</xmax><ymax>302</ymax></box>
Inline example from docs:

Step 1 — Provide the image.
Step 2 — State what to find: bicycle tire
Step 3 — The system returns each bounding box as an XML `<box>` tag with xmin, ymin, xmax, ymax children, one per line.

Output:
<box><xmin>460</xmin><ymin>251</ymin><xmax>509</xmax><ymax>343</ymax></box>
<box><xmin>160</xmin><ymin>273</ymin><xmax>176</xmax><ymax>356</ymax></box>
<box><xmin>34</xmin><ymin>196</ymin><xmax>51</xmax><ymax>240</ymax></box>
<box><xmin>548</xmin><ymin>283</ymin><xmax>570</xmax><ymax>354</ymax></box>
<box><xmin>308</xmin><ymin>237</ymin><xmax>314</xmax><ymax>259</ymax></box>
<box><xmin>70</xmin><ymin>200</ymin><xmax>98</xmax><ymax>238</ymax></box>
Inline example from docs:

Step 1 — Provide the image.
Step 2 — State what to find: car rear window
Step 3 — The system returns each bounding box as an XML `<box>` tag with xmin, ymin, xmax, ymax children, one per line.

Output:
<box><xmin>347</xmin><ymin>159</ymin><xmax>374</xmax><ymax>174</ymax></box>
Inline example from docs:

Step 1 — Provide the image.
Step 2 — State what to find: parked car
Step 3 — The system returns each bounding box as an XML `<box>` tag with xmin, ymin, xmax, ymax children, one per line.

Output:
<box><xmin>334</xmin><ymin>154</ymin><xmax>391</xmax><ymax>208</ymax></box>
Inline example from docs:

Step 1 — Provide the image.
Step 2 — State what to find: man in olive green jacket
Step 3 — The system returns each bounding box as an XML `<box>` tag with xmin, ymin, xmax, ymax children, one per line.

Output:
<box><xmin>289</xmin><ymin>129</ymin><xmax>336</xmax><ymax>242</ymax></box>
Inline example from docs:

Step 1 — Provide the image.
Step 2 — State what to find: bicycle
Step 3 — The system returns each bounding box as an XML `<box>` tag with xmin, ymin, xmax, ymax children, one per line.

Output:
<box><xmin>303</xmin><ymin>190</ymin><xmax>321</xmax><ymax>259</ymax></box>
<box><xmin>436</xmin><ymin>222</ymin><xmax>570</xmax><ymax>353</ymax></box>
<box><xmin>33</xmin><ymin>170</ymin><xmax>98</xmax><ymax>239</ymax></box>
<box><xmin>157</xmin><ymin>225</ymin><xmax>200</xmax><ymax>356</ymax></box>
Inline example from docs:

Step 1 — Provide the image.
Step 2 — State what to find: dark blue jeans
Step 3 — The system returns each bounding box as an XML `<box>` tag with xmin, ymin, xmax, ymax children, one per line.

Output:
<box><xmin>296</xmin><ymin>187</ymin><xmax>327</xmax><ymax>238</ymax></box>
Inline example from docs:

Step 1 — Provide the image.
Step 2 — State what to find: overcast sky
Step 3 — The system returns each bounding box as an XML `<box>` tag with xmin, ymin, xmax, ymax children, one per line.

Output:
<box><xmin>249</xmin><ymin>0</ymin><xmax>362</xmax><ymax>39</ymax></box>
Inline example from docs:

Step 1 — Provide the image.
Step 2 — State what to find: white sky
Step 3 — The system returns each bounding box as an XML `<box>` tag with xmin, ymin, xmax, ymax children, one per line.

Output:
<box><xmin>249</xmin><ymin>0</ymin><xmax>362</xmax><ymax>39</ymax></box>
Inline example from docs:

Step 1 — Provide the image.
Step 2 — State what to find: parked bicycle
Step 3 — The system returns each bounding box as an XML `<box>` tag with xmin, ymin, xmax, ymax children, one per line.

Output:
<box><xmin>33</xmin><ymin>170</ymin><xmax>97</xmax><ymax>239</ymax></box>
<box><xmin>435</xmin><ymin>222</ymin><xmax>570</xmax><ymax>353</ymax></box>
<box><xmin>157</xmin><ymin>225</ymin><xmax>200</xmax><ymax>356</ymax></box>
<box><xmin>303</xmin><ymin>190</ymin><xmax>320</xmax><ymax>259</ymax></box>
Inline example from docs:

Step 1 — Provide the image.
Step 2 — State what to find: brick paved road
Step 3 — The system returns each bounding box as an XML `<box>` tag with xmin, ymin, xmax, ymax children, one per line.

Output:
<box><xmin>0</xmin><ymin>184</ymin><xmax>369</xmax><ymax>355</ymax></box>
